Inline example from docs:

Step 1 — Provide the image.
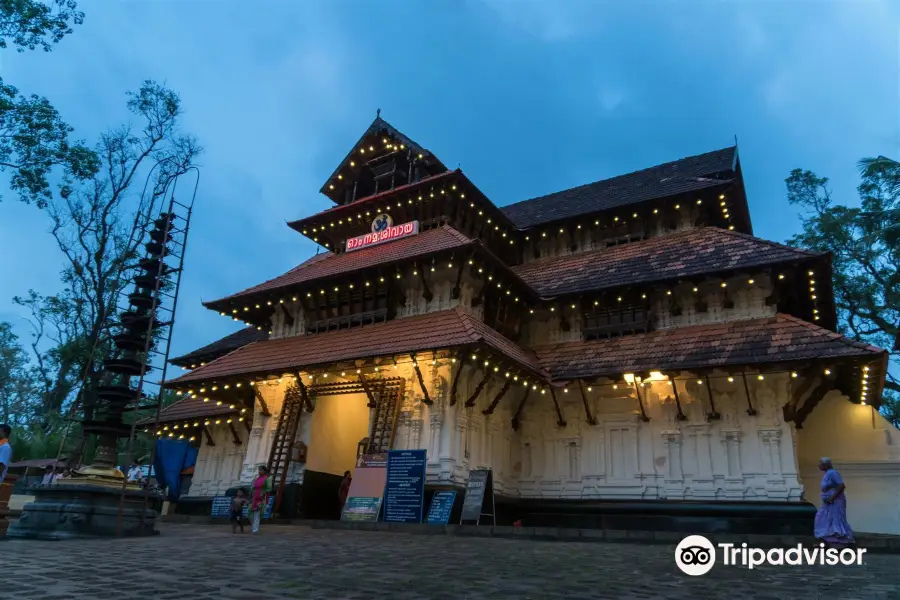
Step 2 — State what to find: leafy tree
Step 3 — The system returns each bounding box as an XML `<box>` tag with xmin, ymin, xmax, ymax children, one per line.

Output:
<box><xmin>786</xmin><ymin>156</ymin><xmax>900</xmax><ymax>426</ymax></box>
<box><xmin>0</xmin><ymin>0</ymin><xmax>98</xmax><ymax>207</ymax></box>
<box><xmin>0</xmin><ymin>0</ymin><xmax>84</xmax><ymax>52</ymax></box>
<box><xmin>0</xmin><ymin>321</ymin><xmax>35</xmax><ymax>425</ymax></box>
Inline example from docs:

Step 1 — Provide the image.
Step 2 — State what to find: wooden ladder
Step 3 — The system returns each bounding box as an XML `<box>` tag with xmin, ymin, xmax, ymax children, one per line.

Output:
<box><xmin>267</xmin><ymin>385</ymin><xmax>304</xmax><ymax>511</ymax></box>
<box><xmin>367</xmin><ymin>381</ymin><xmax>404</xmax><ymax>453</ymax></box>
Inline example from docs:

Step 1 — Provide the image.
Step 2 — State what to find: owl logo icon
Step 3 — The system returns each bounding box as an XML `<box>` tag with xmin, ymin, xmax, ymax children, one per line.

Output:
<box><xmin>371</xmin><ymin>214</ymin><xmax>392</xmax><ymax>233</ymax></box>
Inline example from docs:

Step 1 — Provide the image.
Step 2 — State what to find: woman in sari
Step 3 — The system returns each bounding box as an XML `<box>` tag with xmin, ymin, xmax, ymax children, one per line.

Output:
<box><xmin>814</xmin><ymin>457</ymin><xmax>855</xmax><ymax>548</ymax></box>
<box><xmin>249</xmin><ymin>465</ymin><xmax>273</xmax><ymax>534</ymax></box>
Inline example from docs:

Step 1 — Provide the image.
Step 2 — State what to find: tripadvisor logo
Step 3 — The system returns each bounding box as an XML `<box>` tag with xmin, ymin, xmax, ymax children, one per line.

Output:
<box><xmin>675</xmin><ymin>535</ymin><xmax>867</xmax><ymax>575</ymax></box>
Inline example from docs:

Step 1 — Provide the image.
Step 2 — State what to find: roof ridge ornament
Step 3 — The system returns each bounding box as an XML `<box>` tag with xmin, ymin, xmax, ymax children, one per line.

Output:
<box><xmin>376</xmin><ymin>108</ymin><xmax>381</xmax><ymax>119</ymax></box>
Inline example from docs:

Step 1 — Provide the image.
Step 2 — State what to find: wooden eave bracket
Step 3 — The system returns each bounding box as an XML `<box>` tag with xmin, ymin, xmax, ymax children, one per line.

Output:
<box><xmin>410</xmin><ymin>352</ymin><xmax>433</xmax><ymax>405</ymax></box>
<box><xmin>483</xmin><ymin>379</ymin><xmax>512</xmax><ymax>415</ymax></box>
<box><xmin>228</xmin><ymin>422</ymin><xmax>243</xmax><ymax>445</ymax></box>
<box><xmin>449</xmin><ymin>355</ymin><xmax>465</xmax><ymax>406</ymax></box>
<box><xmin>794</xmin><ymin>378</ymin><xmax>834</xmax><ymax>430</ymax></box>
<box><xmin>668</xmin><ymin>376</ymin><xmax>687</xmax><ymax>421</ymax></box>
<box><xmin>703</xmin><ymin>375</ymin><xmax>721</xmax><ymax>421</ymax></box>
<box><xmin>253</xmin><ymin>387</ymin><xmax>272</xmax><ymax>416</ymax></box>
<box><xmin>202</xmin><ymin>426</ymin><xmax>215</xmax><ymax>447</ymax></box>
<box><xmin>783</xmin><ymin>371</ymin><xmax>818</xmax><ymax>423</ymax></box>
<box><xmin>511</xmin><ymin>387</ymin><xmax>531</xmax><ymax>431</ymax></box>
<box><xmin>548</xmin><ymin>388</ymin><xmax>567</xmax><ymax>428</ymax></box>
<box><xmin>417</xmin><ymin>262</ymin><xmax>434</xmax><ymax>302</ymax></box>
<box><xmin>577</xmin><ymin>379</ymin><xmax>597</xmax><ymax>425</ymax></box>
<box><xmin>465</xmin><ymin>369</ymin><xmax>492</xmax><ymax>408</ymax></box>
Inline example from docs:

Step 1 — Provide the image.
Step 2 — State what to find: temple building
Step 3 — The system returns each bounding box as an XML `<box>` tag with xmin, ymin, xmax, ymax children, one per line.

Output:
<box><xmin>154</xmin><ymin>116</ymin><xmax>900</xmax><ymax>534</ymax></box>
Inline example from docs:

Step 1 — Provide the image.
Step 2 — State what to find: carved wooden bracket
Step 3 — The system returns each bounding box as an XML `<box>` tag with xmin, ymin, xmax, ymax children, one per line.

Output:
<box><xmin>465</xmin><ymin>369</ymin><xmax>492</xmax><ymax>408</ymax></box>
<box><xmin>577</xmin><ymin>379</ymin><xmax>597</xmax><ymax>425</ymax></box>
<box><xmin>253</xmin><ymin>387</ymin><xmax>271</xmax><ymax>416</ymax></box>
<box><xmin>410</xmin><ymin>353</ymin><xmax>433</xmax><ymax>405</ymax></box>
<box><xmin>418</xmin><ymin>264</ymin><xmax>433</xmax><ymax>302</ymax></box>
<box><xmin>202</xmin><ymin>426</ymin><xmax>215</xmax><ymax>447</ymax></box>
<box><xmin>668</xmin><ymin>376</ymin><xmax>687</xmax><ymax>421</ymax></box>
<box><xmin>548</xmin><ymin>388</ymin><xmax>567</xmax><ymax>428</ymax></box>
<box><xmin>228</xmin><ymin>422</ymin><xmax>243</xmax><ymax>445</ymax></box>
<box><xmin>483</xmin><ymin>379</ymin><xmax>512</xmax><ymax>415</ymax></box>
<box><xmin>449</xmin><ymin>358</ymin><xmax>465</xmax><ymax>407</ymax></box>
<box><xmin>794</xmin><ymin>379</ymin><xmax>833</xmax><ymax>429</ymax></box>
<box><xmin>511</xmin><ymin>387</ymin><xmax>531</xmax><ymax>431</ymax></box>
<box><xmin>280</xmin><ymin>304</ymin><xmax>295</xmax><ymax>328</ymax></box>
<box><xmin>703</xmin><ymin>375</ymin><xmax>721</xmax><ymax>421</ymax></box>
<box><xmin>632</xmin><ymin>382</ymin><xmax>651</xmax><ymax>422</ymax></box>
<box><xmin>783</xmin><ymin>372</ymin><xmax>817</xmax><ymax>423</ymax></box>
<box><xmin>740</xmin><ymin>373</ymin><xmax>758</xmax><ymax>416</ymax></box>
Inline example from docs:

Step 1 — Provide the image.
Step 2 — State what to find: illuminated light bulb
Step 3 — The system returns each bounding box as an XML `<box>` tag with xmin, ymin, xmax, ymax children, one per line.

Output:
<box><xmin>571</xmin><ymin>304</ymin><xmax>576</xmax><ymax>309</ymax></box>
<box><xmin>811</xmin><ymin>295</ymin><xmax>817</xmax><ymax>300</ymax></box>
<box><xmin>212</xmin><ymin>386</ymin><xmax>218</xmax><ymax>391</ymax></box>
<box><xmin>216</xmin><ymin>401</ymin><xmax>222</xmax><ymax>406</ymax></box>
<box><xmin>341</xmin><ymin>372</ymin><xmax>346</xmax><ymax>376</ymax></box>
<box><xmin>587</xmin><ymin>386</ymin><xmax>592</xmax><ymax>392</ymax></box>
<box><xmin>824</xmin><ymin>368</ymin><xmax>831</xmax><ymax>375</ymax></box>
<box><xmin>727</xmin><ymin>377</ymin><xmax>734</xmax><ymax>383</ymax></box>
<box><xmin>550</xmin><ymin>307</ymin><xmax>555</xmax><ymax>312</ymax></box>
<box><xmin>505</xmin><ymin>372</ymin><xmax>510</xmax><ymax>378</ymax></box>
<box><xmin>675</xmin><ymin>204</ymin><xmax>681</xmax><ymax>209</ymax></box>
<box><xmin>666</xmin><ymin>290</ymin><xmax>672</xmax><ymax>295</ymax></box>
<box><xmin>757</xmin><ymin>375</ymin><xmax>764</xmax><ymax>380</ymax></box>
<box><xmin>357</xmin><ymin>369</ymin><xmax>361</xmax><ymax>373</ymax></box>
<box><xmin>529</xmin><ymin>309</ymin><xmax>534</xmax><ymax>314</ymax></box>
<box><xmin>748</xmin><ymin>279</ymin><xmax>754</xmax><ymax>285</ymax></box>
<box><xmin>541</xmin><ymin>389</ymin><xmax>546</xmax><ymax>395</ymax></box>
<box><xmin>594</xmin><ymin>300</ymin><xmax>599</xmax><ymax>306</ymax></box>
<box><xmin>200</xmin><ymin>388</ymin><xmax>206</xmax><ymax>393</ymax></box>
<box><xmin>791</xmin><ymin>372</ymin><xmax>798</xmax><ymax>378</ymax></box>
<box><xmin>203</xmin><ymin>397</ymin><xmax>209</xmax><ymax>403</ymax></box>
<box><xmin>559</xmin><ymin>228</ymin><xmax>564</xmax><ymax>233</ymax></box>
<box><xmin>864</xmin><ymin>366</ymin><xmax>870</xmax><ymax>372</ymax></box>
<box><xmin>697</xmin><ymin>380</ymin><xmax>703</xmax><ymax>385</ymax></box>
<box><xmin>577</xmin><ymin>224</ymin><xmax>582</xmax><ymax>229</ymax></box>
<box><xmin>633</xmin><ymin>213</ymin><xmax>638</xmax><ymax>218</ymax></box>
<box><xmin>564</xmin><ymin>388</ymin><xmax>569</xmax><ymax>393</ymax></box>
<box><xmin>613</xmin><ymin>384</ymin><xmax>618</xmax><ymax>389</ymax></box>
<box><xmin>594</xmin><ymin>220</ymin><xmax>600</xmax><ymax>226</ymax></box>
<box><xmin>642</xmin><ymin>294</ymin><xmax>647</xmax><ymax>299</ymax></box>
<box><xmin>323</xmin><ymin>373</ymin><xmax>328</xmax><ymax>378</ymax></box>
<box><xmin>396</xmin><ymin>273</ymin><xmax>402</xmax><ymax>279</ymax></box>
<box><xmin>614</xmin><ymin>217</ymin><xmax>619</xmax><ymax>222</ymax></box>
<box><xmin>692</xmin><ymin>287</ymin><xmax>698</xmax><ymax>293</ymax></box>
<box><xmin>484</xmin><ymin>360</ymin><xmax>489</xmax><ymax>366</ymax></box>
<box><xmin>542</xmin><ymin>232</ymin><xmax>547</xmax><ymax>237</ymax></box>
<box><xmin>493</xmin><ymin>366</ymin><xmax>499</xmax><ymax>372</ymax></box>
<box><xmin>653</xmin><ymin>209</ymin><xmax>658</xmax><ymax>214</ymax></box>
<box><xmin>617</xmin><ymin>297</ymin><xmax>623</xmax><ymax>302</ymax></box>
<box><xmin>729</xmin><ymin>226</ymin><xmax>735</xmax><ymax>230</ymax></box>
<box><xmin>451</xmin><ymin>358</ymin><xmax>457</xmax><ymax>363</ymax></box>
<box><xmin>413</xmin><ymin>270</ymin><xmax>418</xmax><ymax>276</ymax></box>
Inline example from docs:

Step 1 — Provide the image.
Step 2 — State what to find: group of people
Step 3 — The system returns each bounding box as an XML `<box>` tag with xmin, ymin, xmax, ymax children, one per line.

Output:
<box><xmin>40</xmin><ymin>467</ymin><xmax>76</xmax><ymax>485</ymax></box>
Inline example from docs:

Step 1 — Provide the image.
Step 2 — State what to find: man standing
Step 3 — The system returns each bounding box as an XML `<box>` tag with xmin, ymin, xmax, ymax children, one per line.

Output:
<box><xmin>0</xmin><ymin>424</ymin><xmax>12</xmax><ymax>486</ymax></box>
<box><xmin>338</xmin><ymin>470</ymin><xmax>352</xmax><ymax>515</ymax></box>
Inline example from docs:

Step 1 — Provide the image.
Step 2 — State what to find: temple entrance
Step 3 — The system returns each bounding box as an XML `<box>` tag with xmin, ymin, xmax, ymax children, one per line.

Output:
<box><xmin>268</xmin><ymin>378</ymin><xmax>405</xmax><ymax>515</ymax></box>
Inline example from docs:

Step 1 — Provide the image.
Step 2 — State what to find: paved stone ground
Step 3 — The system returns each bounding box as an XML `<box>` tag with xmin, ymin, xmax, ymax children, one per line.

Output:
<box><xmin>5</xmin><ymin>524</ymin><xmax>900</xmax><ymax>599</ymax></box>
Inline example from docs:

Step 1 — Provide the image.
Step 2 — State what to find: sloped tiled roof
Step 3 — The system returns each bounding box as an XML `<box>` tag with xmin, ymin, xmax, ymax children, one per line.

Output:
<box><xmin>206</xmin><ymin>226</ymin><xmax>474</xmax><ymax>307</ymax></box>
<box><xmin>168</xmin><ymin>308</ymin><xmax>544</xmax><ymax>385</ymax></box>
<box><xmin>137</xmin><ymin>395</ymin><xmax>240</xmax><ymax>426</ymax></box>
<box><xmin>169</xmin><ymin>327</ymin><xmax>269</xmax><ymax>367</ymax></box>
<box><xmin>533</xmin><ymin>314</ymin><xmax>885</xmax><ymax>380</ymax></box>
<box><xmin>501</xmin><ymin>147</ymin><xmax>737</xmax><ymax>229</ymax></box>
<box><xmin>513</xmin><ymin>227</ymin><xmax>822</xmax><ymax>297</ymax></box>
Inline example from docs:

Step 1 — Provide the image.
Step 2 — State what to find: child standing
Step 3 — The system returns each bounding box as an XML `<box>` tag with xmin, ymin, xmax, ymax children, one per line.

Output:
<box><xmin>230</xmin><ymin>488</ymin><xmax>248</xmax><ymax>533</ymax></box>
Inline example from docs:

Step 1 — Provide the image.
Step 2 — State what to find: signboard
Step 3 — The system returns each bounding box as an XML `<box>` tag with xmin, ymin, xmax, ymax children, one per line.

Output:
<box><xmin>211</xmin><ymin>495</ymin><xmax>274</xmax><ymax>519</ymax></box>
<box><xmin>425</xmin><ymin>490</ymin><xmax>457</xmax><ymax>525</ymax></box>
<box><xmin>341</xmin><ymin>453</ymin><xmax>388</xmax><ymax>522</ymax></box>
<box><xmin>346</xmin><ymin>219</ymin><xmax>419</xmax><ymax>252</ymax></box>
<box><xmin>382</xmin><ymin>449</ymin><xmax>427</xmax><ymax>523</ymax></box>
<box><xmin>460</xmin><ymin>468</ymin><xmax>495</xmax><ymax>525</ymax></box>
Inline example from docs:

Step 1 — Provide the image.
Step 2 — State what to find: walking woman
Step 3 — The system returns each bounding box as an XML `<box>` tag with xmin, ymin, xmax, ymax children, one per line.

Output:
<box><xmin>249</xmin><ymin>465</ymin><xmax>273</xmax><ymax>534</ymax></box>
<box><xmin>814</xmin><ymin>457</ymin><xmax>855</xmax><ymax>548</ymax></box>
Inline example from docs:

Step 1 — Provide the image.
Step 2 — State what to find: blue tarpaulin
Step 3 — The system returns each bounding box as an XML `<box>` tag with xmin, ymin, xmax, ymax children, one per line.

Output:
<box><xmin>153</xmin><ymin>440</ymin><xmax>198</xmax><ymax>501</ymax></box>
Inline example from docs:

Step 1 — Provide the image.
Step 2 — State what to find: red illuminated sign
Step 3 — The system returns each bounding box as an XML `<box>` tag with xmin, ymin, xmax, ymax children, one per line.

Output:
<box><xmin>346</xmin><ymin>220</ymin><xmax>419</xmax><ymax>252</ymax></box>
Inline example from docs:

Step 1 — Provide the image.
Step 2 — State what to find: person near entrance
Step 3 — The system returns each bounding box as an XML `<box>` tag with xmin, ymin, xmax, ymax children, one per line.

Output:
<box><xmin>249</xmin><ymin>465</ymin><xmax>273</xmax><ymax>533</ymax></box>
<box><xmin>338</xmin><ymin>470</ymin><xmax>352</xmax><ymax>515</ymax></box>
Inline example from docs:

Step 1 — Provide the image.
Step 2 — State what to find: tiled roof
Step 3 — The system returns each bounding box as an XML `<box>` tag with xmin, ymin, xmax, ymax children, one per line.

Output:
<box><xmin>169</xmin><ymin>327</ymin><xmax>269</xmax><ymax>367</ymax></box>
<box><xmin>513</xmin><ymin>227</ymin><xmax>822</xmax><ymax>297</ymax></box>
<box><xmin>206</xmin><ymin>225</ymin><xmax>474</xmax><ymax>306</ymax></box>
<box><xmin>137</xmin><ymin>395</ymin><xmax>239</xmax><ymax>426</ymax></box>
<box><xmin>501</xmin><ymin>147</ymin><xmax>737</xmax><ymax>229</ymax></box>
<box><xmin>168</xmin><ymin>308</ymin><xmax>544</xmax><ymax>385</ymax></box>
<box><xmin>533</xmin><ymin>314</ymin><xmax>885</xmax><ymax>380</ymax></box>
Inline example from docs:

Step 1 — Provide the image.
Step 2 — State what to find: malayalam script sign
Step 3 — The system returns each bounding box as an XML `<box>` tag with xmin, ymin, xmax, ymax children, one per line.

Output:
<box><xmin>346</xmin><ymin>220</ymin><xmax>419</xmax><ymax>252</ymax></box>
<box><xmin>425</xmin><ymin>490</ymin><xmax>456</xmax><ymax>525</ymax></box>
<box><xmin>383</xmin><ymin>449</ymin><xmax>427</xmax><ymax>523</ymax></box>
<box><xmin>341</xmin><ymin>453</ymin><xmax>388</xmax><ymax>522</ymax></box>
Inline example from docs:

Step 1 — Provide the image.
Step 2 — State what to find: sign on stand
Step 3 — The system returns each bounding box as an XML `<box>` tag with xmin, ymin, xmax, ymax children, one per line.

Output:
<box><xmin>425</xmin><ymin>490</ymin><xmax>457</xmax><ymax>525</ymax></box>
<box><xmin>341</xmin><ymin>453</ymin><xmax>388</xmax><ymax>522</ymax></box>
<box><xmin>383</xmin><ymin>449</ymin><xmax>427</xmax><ymax>523</ymax></box>
<box><xmin>460</xmin><ymin>468</ymin><xmax>495</xmax><ymax>525</ymax></box>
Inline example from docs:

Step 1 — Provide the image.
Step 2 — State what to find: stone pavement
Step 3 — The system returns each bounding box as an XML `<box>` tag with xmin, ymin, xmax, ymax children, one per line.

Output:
<box><xmin>4</xmin><ymin>524</ymin><xmax>900</xmax><ymax>599</ymax></box>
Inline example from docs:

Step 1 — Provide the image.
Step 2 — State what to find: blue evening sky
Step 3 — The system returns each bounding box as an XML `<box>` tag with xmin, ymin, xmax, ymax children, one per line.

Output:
<box><xmin>0</xmin><ymin>0</ymin><xmax>897</xmax><ymax>360</ymax></box>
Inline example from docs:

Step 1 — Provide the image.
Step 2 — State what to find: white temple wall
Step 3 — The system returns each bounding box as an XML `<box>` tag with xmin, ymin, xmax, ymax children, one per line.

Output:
<box><xmin>190</xmin><ymin>424</ymin><xmax>248</xmax><ymax>496</ymax></box>
<box><xmin>796</xmin><ymin>391</ymin><xmax>900</xmax><ymax>534</ymax></box>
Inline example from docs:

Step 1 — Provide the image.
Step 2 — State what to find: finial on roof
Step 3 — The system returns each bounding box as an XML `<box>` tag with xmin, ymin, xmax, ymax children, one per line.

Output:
<box><xmin>376</xmin><ymin>108</ymin><xmax>381</xmax><ymax>119</ymax></box>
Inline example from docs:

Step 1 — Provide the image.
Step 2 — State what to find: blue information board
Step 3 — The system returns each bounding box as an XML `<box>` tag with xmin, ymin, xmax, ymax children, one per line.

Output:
<box><xmin>382</xmin><ymin>449</ymin><xmax>427</xmax><ymax>523</ymax></box>
<box><xmin>211</xmin><ymin>496</ymin><xmax>274</xmax><ymax>519</ymax></box>
<box><xmin>426</xmin><ymin>490</ymin><xmax>456</xmax><ymax>525</ymax></box>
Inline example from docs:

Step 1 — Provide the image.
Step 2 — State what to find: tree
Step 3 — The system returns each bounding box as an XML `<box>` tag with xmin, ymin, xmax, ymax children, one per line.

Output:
<box><xmin>15</xmin><ymin>81</ymin><xmax>200</xmax><ymax>435</ymax></box>
<box><xmin>0</xmin><ymin>321</ymin><xmax>35</xmax><ymax>425</ymax></box>
<box><xmin>0</xmin><ymin>0</ymin><xmax>84</xmax><ymax>52</ymax></box>
<box><xmin>0</xmin><ymin>0</ymin><xmax>98</xmax><ymax>207</ymax></box>
<box><xmin>786</xmin><ymin>156</ymin><xmax>900</xmax><ymax>426</ymax></box>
